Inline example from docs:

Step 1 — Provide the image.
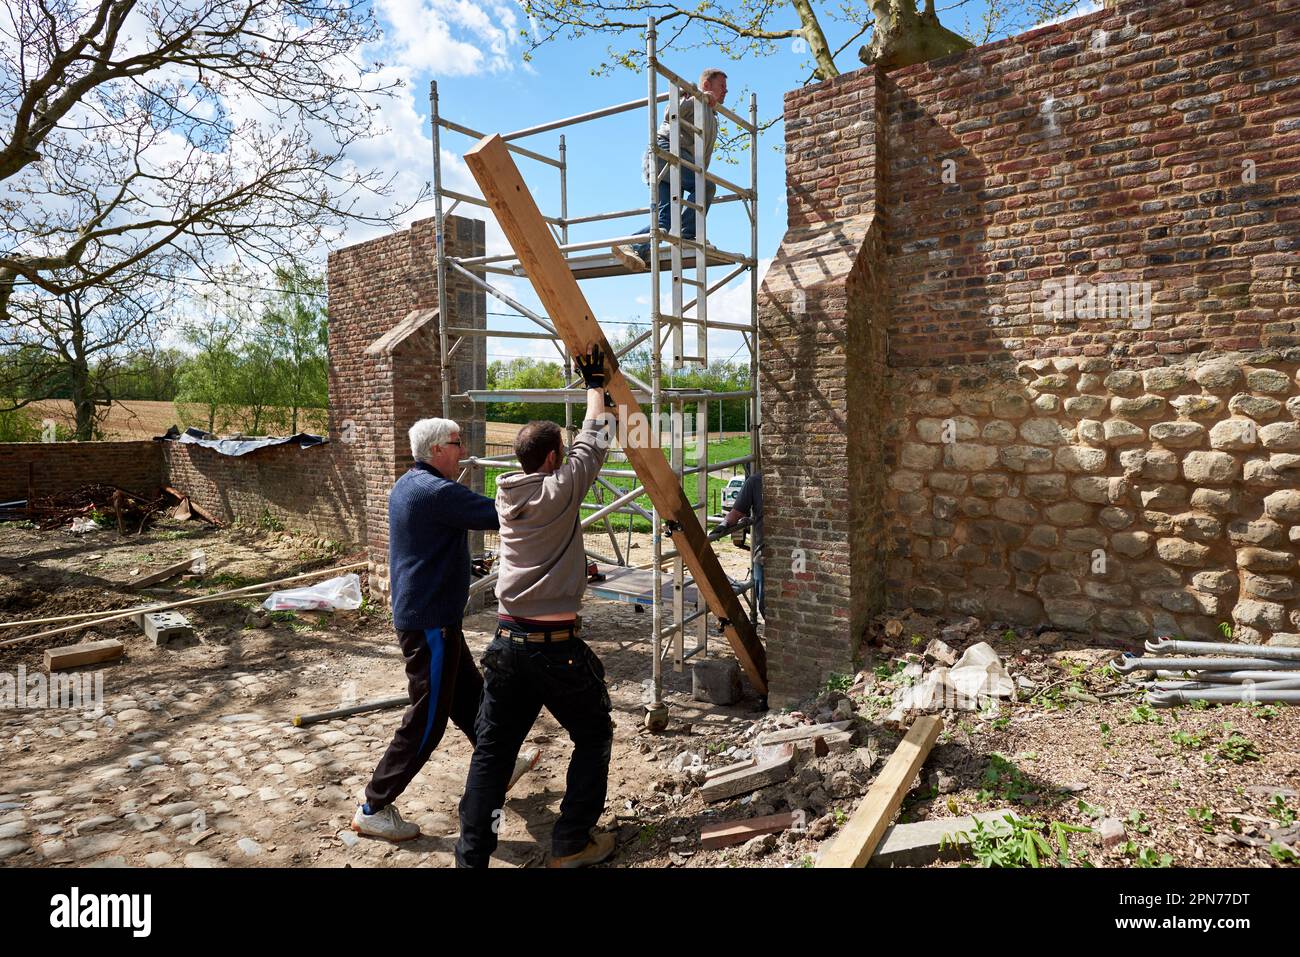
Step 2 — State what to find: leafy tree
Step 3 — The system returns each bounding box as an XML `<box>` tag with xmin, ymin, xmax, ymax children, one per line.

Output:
<box><xmin>520</xmin><ymin>0</ymin><xmax>1091</xmax><ymax>83</ymax></box>
<box><xmin>0</xmin><ymin>273</ymin><xmax>159</xmax><ymax>438</ymax></box>
<box><xmin>261</xmin><ymin>263</ymin><xmax>327</xmax><ymax>433</ymax></box>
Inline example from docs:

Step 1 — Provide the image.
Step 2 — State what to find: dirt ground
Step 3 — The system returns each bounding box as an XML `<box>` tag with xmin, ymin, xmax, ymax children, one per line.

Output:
<box><xmin>1</xmin><ymin>517</ymin><xmax>1297</xmax><ymax>870</ymax></box>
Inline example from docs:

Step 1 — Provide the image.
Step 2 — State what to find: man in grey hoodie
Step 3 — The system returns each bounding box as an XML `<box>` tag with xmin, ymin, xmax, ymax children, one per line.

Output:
<box><xmin>455</xmin><ymin>347</ymin><xmax>617</xmax><ymax>869</ymax></box>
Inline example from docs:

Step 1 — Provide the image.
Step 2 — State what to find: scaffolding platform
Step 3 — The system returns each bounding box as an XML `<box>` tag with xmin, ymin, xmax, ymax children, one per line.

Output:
<box><xmin>588</xmin><ymin>564</ymin><xmax>698</xmax><ymax>607</ymax></box>
<box><xmin>526</xmin><ymin>246</ymin><xmax>742</xmax><ymax>281</ymax></box>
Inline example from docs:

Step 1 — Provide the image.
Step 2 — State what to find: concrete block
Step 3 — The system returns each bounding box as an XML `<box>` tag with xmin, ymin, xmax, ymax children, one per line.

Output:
<box><xmin>137</xmin><ymin>611</ymin><xmax>193</xmax><ymax>647</ymax></box>
<box><xmin>691</xmin><ymin>658</ymin><xmax>742</xmax><ymax>705</ymax></box>
<box><xmin>868</xmin><ymin>809</ymin><xmax>1019</xmax><ymax>868</ymax></box>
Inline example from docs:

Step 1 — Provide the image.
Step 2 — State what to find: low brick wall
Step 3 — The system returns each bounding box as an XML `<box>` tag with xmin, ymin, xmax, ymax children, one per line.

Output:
<box><xmin>885</xmin><ymin>350</ymin><xmax>1300</xmax><ymax>645</ymax></box>
<box><xmin>0</xmin><ymin>441</ymin><xmax>163</xmax><ymax>502</ymax></box>
<box><xmin>162</xmin><ymin>442</ymin><xmax>363</xmax><ymax>544</ymax></box>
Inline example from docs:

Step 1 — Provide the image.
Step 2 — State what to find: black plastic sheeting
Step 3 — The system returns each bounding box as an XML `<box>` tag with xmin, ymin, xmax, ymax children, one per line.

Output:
<box><xmin>155</xmin><ymin>426</ymin><xmax>327</xmax><ymax>457</ymax></box>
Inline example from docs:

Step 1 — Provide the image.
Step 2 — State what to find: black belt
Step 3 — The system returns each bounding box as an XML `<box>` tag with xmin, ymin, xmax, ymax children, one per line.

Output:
<box><xmin>496</xmin><ymin>623</ymin><xmax>577</xmax><ymax>643</ymax></box>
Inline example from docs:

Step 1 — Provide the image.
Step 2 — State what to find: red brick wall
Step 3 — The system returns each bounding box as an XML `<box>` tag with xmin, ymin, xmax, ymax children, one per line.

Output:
<box><xmin>759</xmin><ymin>0</ymin><xmax>1300</xmax><ymax>702</ymax></box>
<box><xmin>886</xmin><ymin>0</ymin><xmax>1298</xmax><ymax>367</ymax></box>
<box><xmin>161</xmin><ymin>442</ymin><xmax>363</xmax><ymax>542</ymax></box>
<box><xmin>759</xmin><ymin>70</ymin><xmax>889</xmax><ymax>705</ymax></box>
<box><xmin>0</xmin><ymin>441</ymin><xmax>163</xmax><ymax>502</ymax></box>
<box><xmin>326</xmin><ymin>215</ymin><xmax>486</xmax><ymax>589</ymax></box>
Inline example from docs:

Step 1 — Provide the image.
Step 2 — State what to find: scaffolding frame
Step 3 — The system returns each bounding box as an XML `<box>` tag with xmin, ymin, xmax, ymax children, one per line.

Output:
<box><xmin>431</xmin><ymin>17</ymin><xmax>762</xmax><ymax>713</ymax></box>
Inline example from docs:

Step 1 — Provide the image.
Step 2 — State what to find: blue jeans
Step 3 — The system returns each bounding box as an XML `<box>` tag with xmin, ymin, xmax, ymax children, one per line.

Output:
<box><xmin>455</xmin><ymin>631</ymin><xmax>613</xmax><ymax>867</ymax></box>
<box><xmin>631</xmin><ymin>145</ymin><xmax>714</xmax><ymax>263</ymax></box>
<box><xmin>753</xmin><ymin>556</ymin><xmax>765</xmax><ymax>619</ymax></box>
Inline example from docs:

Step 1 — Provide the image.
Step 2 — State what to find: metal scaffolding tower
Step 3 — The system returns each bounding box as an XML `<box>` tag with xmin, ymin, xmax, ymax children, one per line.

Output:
<box><xmin>432</xmin><ymin>17</ymin><xmax>762</xmax><ymax>719</ymax></box>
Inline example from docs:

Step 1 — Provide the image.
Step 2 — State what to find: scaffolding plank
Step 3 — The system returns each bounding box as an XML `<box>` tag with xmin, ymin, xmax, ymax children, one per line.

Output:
<box><xmin>587</xmin><ymin>564</ymin><xmax>698</xmax><ymax>607</ymax></box>
<box><xmin>465</xmin><ymin>133</ymin><xmax>768</xmax><ymax>695</ymax></box>
<box><xmin>516</xmin><ymin>247</ymin><xmax>737</xmax><ymax>281</ymax></box>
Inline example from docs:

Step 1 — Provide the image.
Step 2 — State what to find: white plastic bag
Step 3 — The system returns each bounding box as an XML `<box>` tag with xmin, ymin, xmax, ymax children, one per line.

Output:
<box><xmin>68</xmin><ymin>516</ymin><xmax>99</xmax><ymax>534</ymax></box>
<box><xmin>261</xmin><ymin>573</ymin><xmax>363</xmax><ymax>612</ymax></box>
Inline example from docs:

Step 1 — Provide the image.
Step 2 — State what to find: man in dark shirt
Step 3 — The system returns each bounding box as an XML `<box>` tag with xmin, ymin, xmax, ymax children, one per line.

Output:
<box><xmin>352</xmin><ymin>417</ymin><xmax>535</xmax><ymax>841</ymax></box>
<box><xmin>718</xmin><ymin>472</ymin><xmax>764</xmax><ymax>618</ymax></box>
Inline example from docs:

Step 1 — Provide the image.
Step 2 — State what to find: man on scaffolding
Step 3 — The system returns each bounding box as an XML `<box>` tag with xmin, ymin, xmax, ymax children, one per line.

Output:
<box><xmin>612</xmin><ymin>68</ymin><xmax>727</xmax><ymax>273</ymax></box>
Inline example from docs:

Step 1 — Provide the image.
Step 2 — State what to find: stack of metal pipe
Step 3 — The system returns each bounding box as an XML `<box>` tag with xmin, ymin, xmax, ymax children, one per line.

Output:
<box><xmin>1113</xmin><ymin>639</ymin><xmax>1300</xmax><ymax>708</ymax></box>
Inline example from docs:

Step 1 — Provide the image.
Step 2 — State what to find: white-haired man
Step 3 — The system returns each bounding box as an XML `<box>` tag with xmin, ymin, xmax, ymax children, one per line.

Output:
<box><xmin>352</xmin><ymin>417</ymin><xmax>537</xmax><ymax>841</ymax></box>
<box><xmin>613</xmin><ymin>68</ymin><xmax>728</xmax><ymax>272</ymax></box>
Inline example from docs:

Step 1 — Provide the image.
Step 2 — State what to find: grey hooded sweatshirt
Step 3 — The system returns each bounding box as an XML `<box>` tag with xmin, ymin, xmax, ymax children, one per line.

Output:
<box><xmin>494</xmin><ymin>418</ymin><xmax>611</xmax><ymax>618</ymax></box>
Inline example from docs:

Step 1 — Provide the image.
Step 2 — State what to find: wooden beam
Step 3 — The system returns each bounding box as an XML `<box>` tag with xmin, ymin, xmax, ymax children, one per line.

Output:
<box><xmin>464</xmin><ymin>133</ymin><xmax>767</xmax><ymax>694</ymax></box>
<box><xmin>44</xmin><ymin>639</ymin><xmax>124</xmax><ymax>672</ymax></box>
<box><xmin>816</xmin><ymin>716</ymin><xmax>943</xmax><ymax>868</ymax></box>
<box><xmin>126</xmin><ymin>552</ymin><xmax>203</xmax><ymax>591</ymax></box>
<box><xmin>701</xmin><ymin>812</ymin><xmax>798</xmax><ymax>851</ymax></box>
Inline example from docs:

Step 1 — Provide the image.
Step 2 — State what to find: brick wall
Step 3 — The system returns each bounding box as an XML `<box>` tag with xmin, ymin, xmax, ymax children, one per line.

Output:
<box><xmin>760</xmin><ymin>0</ymin><xmax>1300</xmax><ymax>702</ymax></box>
<box><xmin>759</xmin><ymin>70</ymin><xmax>889</xmax><ymax>705</ymax></box>
<box><xmin>161</xmin><ymin>442</ymin><xmax>363</xmax><ymax>542</ymax></box>
<box><xmin>326</xmin><ymin>215</ymin><xmax>486</xmax><ymax>595</ymax></box>
<box><xmin>885</xmin><ymin>0</ymin><xmax>1297</xmax><ymax>367</ymax></box>
<box><xmin>0</xmin><ymin>441</ymin><xmax>163</xmax><ymax>502</ymax></box>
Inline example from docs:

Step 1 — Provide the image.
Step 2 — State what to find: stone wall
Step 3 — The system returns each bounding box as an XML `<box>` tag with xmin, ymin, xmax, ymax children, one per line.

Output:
<box><xmin>885</xmin><ymin>351</ymin><xmax>1300</xmax><ymax>645</ymax></box>
<box><xmin>759</xmin><ymin>0</ymin><xmax>1299</xmax><ymax>701</ymax></box>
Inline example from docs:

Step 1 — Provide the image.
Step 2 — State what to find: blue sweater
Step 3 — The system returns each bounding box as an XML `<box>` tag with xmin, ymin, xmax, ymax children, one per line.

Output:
<box><xmin>389</xmin><ymin>462</ymin><xmax>499</xmax><ymax>629</ymax></box>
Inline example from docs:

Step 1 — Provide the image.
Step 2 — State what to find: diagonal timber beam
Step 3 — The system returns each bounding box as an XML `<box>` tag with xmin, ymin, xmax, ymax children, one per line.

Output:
<box><xmin>465</xmin><ymin>134</ymin><xmax>767</xmax><ymax>695</ymax></box>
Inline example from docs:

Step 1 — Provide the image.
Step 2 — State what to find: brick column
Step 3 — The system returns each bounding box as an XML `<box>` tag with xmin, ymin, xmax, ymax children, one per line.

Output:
<box><xmin>326</xmin><ymin>213</ymin><xmax>486</xmax><ymax>605</ymax></box>
<box><xmin>757</xmin><ymin>68</ymin><xmax>889</xmax><ymax>707</ymax></box>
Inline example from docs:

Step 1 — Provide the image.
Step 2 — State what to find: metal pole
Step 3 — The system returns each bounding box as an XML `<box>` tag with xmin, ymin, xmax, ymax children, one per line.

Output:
<box><xmin>647</xmin><ymin>16</ymin><xmax>665</xmax><ymax>722</ymax></box>
<box><xmin>432</xmin><ymin>80</ymin><xmax>452</xmax><ymax>419</ymax></box>
<box><xmin>695</xmin><ymin>406</ymin><xmax>709</xmax><ymax>661</ymax></box>
<box><xmin>750</xmin><ymin>91</ymin><xmax>761</xmax><ymax>480</ymax></box>
<box><xmin>671</xmin><ymin>398</ymin><xmax>685</xmax><ymax>672</ymax></box>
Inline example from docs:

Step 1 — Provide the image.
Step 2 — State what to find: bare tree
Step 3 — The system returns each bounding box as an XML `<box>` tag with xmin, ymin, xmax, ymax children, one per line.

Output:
<box><xmin>519</xmin><ymin>0</ymin><xmax>1092</xmax><ymax>82</ymax></box>
<box><xmin>0</xmin><ymin>0</ymin><xmax>423</xmax><ymax>327</ymax></box>
<box><xmin>0</xmin><ymin>264</ymin><xmax>160</xmax><ymax>439</ymax></box>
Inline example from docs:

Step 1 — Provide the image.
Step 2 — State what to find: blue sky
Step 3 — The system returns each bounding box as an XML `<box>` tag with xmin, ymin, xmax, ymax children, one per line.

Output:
<box><xmin>346</xmin><ymin>0</ymin><xmax>1099</xmax><ymax>369</ymax></box>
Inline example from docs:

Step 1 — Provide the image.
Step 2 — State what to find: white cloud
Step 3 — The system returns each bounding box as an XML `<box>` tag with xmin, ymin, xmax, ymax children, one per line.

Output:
<box><xmin>374</xmin><ymin>0</ymin><xmax>520</xmax><ymax>76</ymax></box>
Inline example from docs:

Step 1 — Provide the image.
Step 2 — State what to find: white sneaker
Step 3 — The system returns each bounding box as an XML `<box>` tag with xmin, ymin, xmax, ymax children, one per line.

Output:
<box><xmin>351</xmin><ymin>804</ymin><xmax>420</xmax><ymax>842</ymax></box>
<box><xmin>507</xmin><ymin>747</ymin><xmax>541</xmax><ymax>793</ymax></box>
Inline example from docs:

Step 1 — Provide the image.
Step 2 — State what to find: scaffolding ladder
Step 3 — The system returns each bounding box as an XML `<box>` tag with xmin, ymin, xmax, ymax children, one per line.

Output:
<box><xmin>432</xmin><ymin>16</ymin><xmax>763</xmax><ymax>716</ymax></box>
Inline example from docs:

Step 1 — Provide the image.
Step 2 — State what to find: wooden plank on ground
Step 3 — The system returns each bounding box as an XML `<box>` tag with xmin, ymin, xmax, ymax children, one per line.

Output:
<box><xmin>701</xmin><ymin>812</ymin><xmax>798</xmax><ymax>851</ymax></box>
<box><xmin>700</xmin><ymin>743</ymin><xmax>794</xmax><ymax>802</ymax></box>
<box><xmin>126</xmin><ymin>553</ymin><xmax>202</xmax><ymax>591</ymax></box>
<box><xmin>756</xmin><ymin>720</ymin><xmax>852</xmax><ymax>746</ymax></box>
<box><xmin>816</xmin><ymin>716</ymin><xmax>943</xmax><ymax>868</ymax></box>
<box><xmin>44</xmin><ymin>639</ymin><xmax>124</xmax><ymax>672</ymax></box>
<box><xmin>464</xmin><ymin>134</ymin><xmax>767</xmax><ymax>695</ymax></box>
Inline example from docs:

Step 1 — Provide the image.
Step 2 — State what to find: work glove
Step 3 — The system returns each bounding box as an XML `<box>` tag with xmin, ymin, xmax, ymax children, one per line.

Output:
<box><xmin>574</xmin><ymin>344</ymin><xmax>616</xmax><ymax>408</ymax></box>
<box><xmin>575</xmin><ymin>344</ymin><xmax>612</xmax><ymax>389</ymax></box>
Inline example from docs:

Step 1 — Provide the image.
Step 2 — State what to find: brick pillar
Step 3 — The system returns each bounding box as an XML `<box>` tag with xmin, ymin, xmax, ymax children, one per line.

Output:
<box><xmin>362</xmin><ymin>309</ymin><xmax>441</xmax><ymax>602</ymax></box>
<box><xmin>757</xmin><ymin>67</ymin><xmax>889</xmax><ymax>707</ymax></box>
<box><xmin>326</xmin><ymin>213</ymin><xmax>486</xmax><ymax>606</ymax></box>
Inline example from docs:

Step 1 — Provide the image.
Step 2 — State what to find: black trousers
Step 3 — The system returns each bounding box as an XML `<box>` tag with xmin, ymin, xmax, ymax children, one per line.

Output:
<box><xmin>454</xmin><ymin>631</ymin><xmax>614</xmax><ymax>867</ymax></box>
<box><xmin>364</xmin><ymin>622</ymin><xmax>482</xmax><ymax>811</ymax></box>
